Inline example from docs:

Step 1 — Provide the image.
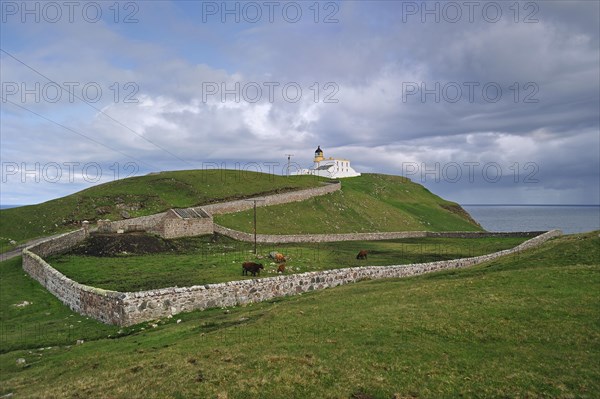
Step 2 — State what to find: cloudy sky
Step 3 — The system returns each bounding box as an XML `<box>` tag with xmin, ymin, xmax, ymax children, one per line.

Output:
<box><xmin>1</xmin><ymin>0</ymin><xmax>599</xmax><ymax>205</ymax></box>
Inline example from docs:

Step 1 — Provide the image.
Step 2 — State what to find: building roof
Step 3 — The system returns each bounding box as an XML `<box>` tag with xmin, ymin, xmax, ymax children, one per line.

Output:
<box><xmin>171</xmin><ymin>208</ymin><xmax>208</xmax><ymax>219</ymax></box>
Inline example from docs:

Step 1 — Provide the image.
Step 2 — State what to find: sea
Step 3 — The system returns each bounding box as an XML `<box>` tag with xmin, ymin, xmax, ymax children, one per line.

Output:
<box><xmin>2</xmin><ymin>204</ymin><xmax>599</xmax><ymax>234</ymax></box>
<box><xmin>462</xmin><ymin>205</ymin><xmax>600</xmax><ymax>234</ymax></box>
<box><xmin>0</xmin><ymin>205</ymin><xmax>21</xmax><ymax>210</ymax></box>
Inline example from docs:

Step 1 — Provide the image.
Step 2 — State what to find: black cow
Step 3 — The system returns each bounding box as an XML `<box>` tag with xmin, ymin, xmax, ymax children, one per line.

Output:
<box><xmin>242</xmin><ymin>262</ymin><xmax>264</xmax><ymax>276</ymax></box>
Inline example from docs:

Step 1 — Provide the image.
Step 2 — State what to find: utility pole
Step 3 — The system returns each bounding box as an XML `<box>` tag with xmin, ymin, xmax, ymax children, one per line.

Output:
<box><xmin>285</xmin><ymin>154</ymin><xmax>294</xmax><ymax>177</ymax></box>
<box><xmin>244</xmin><ymin>198</ymin><xmax>265</xmax><ymax>255</ymax></box>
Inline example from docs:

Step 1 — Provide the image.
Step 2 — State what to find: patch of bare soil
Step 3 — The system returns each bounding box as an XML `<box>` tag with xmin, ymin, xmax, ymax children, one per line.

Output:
<box><xmin>440</xmin><ymin>203</ymin><xmax>482</xmax><ymax>228</ymax></box>
<box><xmin>70</xmin><ymin>233</ymin><xmax>177</xmax><ymax>257</ymax></box>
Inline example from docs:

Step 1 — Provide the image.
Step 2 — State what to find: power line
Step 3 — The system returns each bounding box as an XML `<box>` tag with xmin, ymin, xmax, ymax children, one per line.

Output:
<box><xmin>3</xmin><ymin>99</ymin><xmax>158</xmax><ymax>170</ymax></box>
<box><xmin>0</xmin><ymin>48</ymin><xmax>194</xmax><ymax>167</ymax></box>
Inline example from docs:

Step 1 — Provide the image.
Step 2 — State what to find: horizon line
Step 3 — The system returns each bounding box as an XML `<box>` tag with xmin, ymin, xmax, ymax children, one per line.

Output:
<box><xmin>461</xmin><ymin>204</ymin><xmax>600</xmax><ymax>207</ymax></box>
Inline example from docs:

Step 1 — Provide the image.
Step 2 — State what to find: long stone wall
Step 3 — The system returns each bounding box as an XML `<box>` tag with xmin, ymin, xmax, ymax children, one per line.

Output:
<box><xmin>22</xmin><ymin>229</ymin><xmax>125</xmax><ymax>325</ymax></box>
<box><xmin>24</xmin><ymin>228</ymin><xmax>87</xmax><ymax>258</ymax></box>
<box><xmin>118</xmin><ymin>230</ymin><xmax>561</xmax><ymax>326</ymax></box>
<box><xmin>213</xmin><ymin>224</ymin><xmax>427</xmax><ymax>242</ymax></box>
<box><xmin>198</xmin><ymin>181</ymin><xmax>340</xmax><ymax>215</ymax></box>
<box><xmin>22</xmin><ymin>227</ymin><xmax>561</xmax><ymax>326</ymax></box>
<box><xmin>213</xmin><ymin>224</ymin><xmax>546</xmax><ymax>243</ymax></box>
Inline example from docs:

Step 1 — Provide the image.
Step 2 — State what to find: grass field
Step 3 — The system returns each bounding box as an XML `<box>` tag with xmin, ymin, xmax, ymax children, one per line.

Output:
<box><xmin>46</xmin><ymin>235</ymin><xmax>528</xmax><ymax>291</ymax></box>
<box><xmin>215</xmin><ymin>173</ymin><xmax>482</xmax><ymax>234</ymax></box>
<box><xmin>0</xmin><ymin>170</ymin><xmax>324</xmax><ymax>252</ymax></box>
<box><xmin>1</xmin><ymin>232</ymin><xmax>598</xmax><ymax>398</ymax></box>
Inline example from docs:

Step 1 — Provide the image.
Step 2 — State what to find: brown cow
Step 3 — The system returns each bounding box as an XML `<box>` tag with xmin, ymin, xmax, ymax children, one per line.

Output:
<box><xmin>242</xmin><ymin>262</ymin><xmax>264</xmax><ymax>276</ymax></box>
<box><xmin>269</xmin><ymin>252</ymin><xmax>286</xmax><ymax>263</ymax></box>
<box><xmin>277</xmin><ymin>264</ymin><xmax>286</xmax><ymax>274</ymax></box>
<box><xmin>356</xmin><ymin>250</ymin><xmax>368</xmax><ymax>260</ymax></box>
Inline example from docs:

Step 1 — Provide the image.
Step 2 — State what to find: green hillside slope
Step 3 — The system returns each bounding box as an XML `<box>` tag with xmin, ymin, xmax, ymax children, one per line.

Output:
<box><xmin>0</xmin><ymin>172</ymin><xmax>481</xmax><ymax>252</ymax></box>
<box><xmin>1</xmin><ymin>232</ymin><xmax>597</xmax><ymax>398</ymax></box>
<box><xmin>0</xmin><ymin>170</ymin><xmax>323</xmax><ymax>248</ymax></box>
<box><xmin>215</xmin><ymin>173</ymin><xmax>482</xmax><ymax>233</ymax></box>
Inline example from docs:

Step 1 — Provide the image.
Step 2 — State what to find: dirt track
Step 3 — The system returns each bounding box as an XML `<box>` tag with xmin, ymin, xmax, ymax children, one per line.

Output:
<box><xmin>0</xmin><ymin>233</ymin><xmax>67</xmax><ymax>262</ymax></box>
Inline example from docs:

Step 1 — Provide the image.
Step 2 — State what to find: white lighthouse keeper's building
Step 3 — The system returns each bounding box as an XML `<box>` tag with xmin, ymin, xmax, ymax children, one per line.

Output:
<box><xmin>293</xmin><ymin>146</ymin><xmax>361</xmax><ymax>179</ymax></box>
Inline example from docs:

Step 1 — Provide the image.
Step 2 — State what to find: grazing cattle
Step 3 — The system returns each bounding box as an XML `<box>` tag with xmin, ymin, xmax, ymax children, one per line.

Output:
<box><xmin>277</xmin><ymin>264</ymin><xmax>286</xmax><ymax>274</ymax></box>
<box><xmin>356</xmin><ymin>250</ymin><xmax>368</xmax><ymax>260</ymax></box>
<box><xmin>242</xmin><ymin>262</ymin><xmax>264</xmax><ymax>276</ymax></box>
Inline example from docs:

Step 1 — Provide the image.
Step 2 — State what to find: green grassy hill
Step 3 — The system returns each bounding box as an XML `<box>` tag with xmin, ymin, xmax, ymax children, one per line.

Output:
<box><xmin>0</xmin><ymin>170</ymin><xmax>324</xmax><ymax>249</ymax></box>
<box><xmin>0</xmin><ymin>172</ymin><xmax>481</xmax><ymax>252</ymax></box>
<box><xmin>1</xmin><ymin>232</ymin><xmax>598</xmax><ymax>398</ymax></box>
<box><xmin>216</xmin><ymin>173</ymin><xmax>482</xmax><ymax>233</ymax></box>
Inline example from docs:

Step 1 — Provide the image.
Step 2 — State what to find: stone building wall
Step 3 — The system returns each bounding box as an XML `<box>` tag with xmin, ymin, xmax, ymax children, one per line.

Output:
<box><xmin>97</xmin><ymin>212</ymin><xmax>167</xmax><ymax>233</ymax></box>
<box><xmin>161</xmin><ymin>209</ymin><xmax>214</xmax><ymax>239</ymax></box>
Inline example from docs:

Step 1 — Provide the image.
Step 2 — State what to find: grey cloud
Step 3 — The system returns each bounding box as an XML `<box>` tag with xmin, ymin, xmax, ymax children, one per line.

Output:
<box><xmin>1</xmin><ymin>1</ymin><xmax>598</xmax><ymax>205</ymax></box>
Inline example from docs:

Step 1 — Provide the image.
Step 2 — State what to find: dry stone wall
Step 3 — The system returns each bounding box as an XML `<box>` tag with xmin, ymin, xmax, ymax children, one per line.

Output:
<box><xmin>214</xmin><ymin>224</ymin><xmax>427</xmax><ymax>242</ymax></box>
<box><xmin>118</xmin><ymin>230</ymin><xmax>561</xmax><ymax>326</ymax></box>
<box><xmin>22</xmin><ymin>229</ymin><xmax>125</xmax><ymax>325</ymax></box>
<box><xmin>24</xmin><ymin>228</ymin><xmax>87</xmax><ymax>258</ymax></box>
<box><xmin>214</xmin><ymin>224</ymin><xmax>545</xmax><ymax>243</ymax></box>
<box><xmin>198</xmin><ymin>181</ymin><xmax>340</xmax><ymax>215</ymax></box>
